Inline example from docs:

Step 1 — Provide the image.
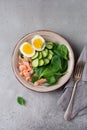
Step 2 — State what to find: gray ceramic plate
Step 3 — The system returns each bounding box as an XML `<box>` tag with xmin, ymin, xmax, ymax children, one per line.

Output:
<box><xmin>12</xmin><ymin>30</ymin><xmax>74</xmax><ymax>92</ymax></box>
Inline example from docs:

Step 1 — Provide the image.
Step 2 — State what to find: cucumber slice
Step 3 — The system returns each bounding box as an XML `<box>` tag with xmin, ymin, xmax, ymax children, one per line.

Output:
<box><xmin>42</xmin><ymin>51</ymin><xmax>46</xmax><ymax>57</ymax></box>
<box><xmin>46</xmin><ymin>42</ymin><xmax>53</xmax><ymax>49</ymax></box>
<box><xmin>39</xmin><ymin>59</ymin><xmax>44</xmax><ymax>66</ymax></box>
<box><xmin>45</xmin><ymin>48</ymin><xmax>48</xmax><ymax>55</ymax></box>
<box><xmin>49</xmin><ymin>50</ymin><xmax>54</xmax><ymax>56</ymax></box>
<box><xmin>42</xmin><ymin>49</ymin><xmax>48</xmax><ymax>57</ymax></box>
<box><xmin>48</xmin><ymin>53</ymin><xmax>53</xmax><ymax>60</ymax></box>
<box><xmin>38</xmin><ymin>52</ymin><xmax>42</xmax><ymax>59</ymax></box>
<box><xmin>32</xmin><ymin>59</ymin><xmax>39</xmax><ymax>67</ymax></box>
<box><xmin>32</xmin><ymin>52</ymin><xmax>38</xmax><ymax>59</ymax></box>
<box><xmin>44</xmin><ymin>58</ymin><xmax>50</xmax><ymax>65</ymax></box>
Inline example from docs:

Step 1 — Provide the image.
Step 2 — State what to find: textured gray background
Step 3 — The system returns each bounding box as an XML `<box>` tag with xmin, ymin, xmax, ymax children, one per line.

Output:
<box><xmin>0</xmin><ymin>0</ymin><xmax>87</xmax><ymax>130</ymax></box>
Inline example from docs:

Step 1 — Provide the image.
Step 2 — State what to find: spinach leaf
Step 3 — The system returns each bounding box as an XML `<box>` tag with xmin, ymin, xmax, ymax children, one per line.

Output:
<box><xmin>39</xmin><ymin>55</ymin><xmax>62</xmax><ymax>78</ymax></box>
<box><xmin>53</xmin><ymin>42</ymin><xmax>59</xmax><ymax>50</ymax></box>
<box><xmin>61</xmin><ymin>58</ymin><xmax>68</xmax><ymax>72</ymax></box>
<box><xmin>34</xmin><ymin>66</ymin><xmax>45</xmax><ymax>78</ymax></box>
<box><xmin>51</xmin><ymin>55</ymin><xmax>62</xmax><ymax>71</ymax></box>
<box><xmin>53</xmin><ymin>44</ymin><xmax>69</xmax><ymax>60</ymax></box>
<box><xmin>55</xmin><ymin>71</ymin><xmax>66</xmax><ymax>77</ymax></box>
<box><xmin>32</xmin><ymin>75</ymin><xmax>39</xmax><ymax>83</ymax></box>
<box><xmin>39</xmin><ymin>67</ymin><xmax>52</xmax><ymax>78</ymax></box>
<box><xmin>17</xmin><ymin>97</ymin><xmax>25</xmax><ymax>106</ymax></box>
<box><xmin>58</xmin><ymin>44</ymin><xmax>68</xmax><ymax>60</ymax></box>
<box><xmin>46</xmin><ymin>76</ymin><xmax>57</xmax><ymax>85</ymax></box>
<box><xmin>53</xmin><ymin>49</ymin><xmax>62</xmax><ymax>57</ymax></box>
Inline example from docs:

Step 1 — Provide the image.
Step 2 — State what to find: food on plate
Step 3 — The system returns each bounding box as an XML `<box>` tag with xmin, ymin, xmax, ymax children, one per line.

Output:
<box><xmin>18</xmin><ymin>35</ymin><xmax>69</xmax><ymax>86</ymax></box>
<box><xmin>20</xmin><ymin>42</ymin><xmax>35</xmax><ymax>57</ymax></box>
<box><xmin>32</xmin><ymin>35</ymin><xmax>45</xmax><ymax>51</ymax></box>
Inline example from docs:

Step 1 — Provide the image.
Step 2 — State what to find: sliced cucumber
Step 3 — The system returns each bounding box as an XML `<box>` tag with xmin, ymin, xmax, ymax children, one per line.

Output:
<box><xmin>38</xmin><ymin>52</ymin><xmax>42</xmax><ymax>59</ymax></box>
<box><xmin>39</xmin><ymin>59</ymin><xmax>44</xmax><ymax>66</ymax></box>
<box><xmin>42</xmin><ymin>49</ymin><xmax>48</xmax><ymax>57</ymax></box>
<box><xmin>46</xmin><ymin>42</ymin><xmax>53</xmax><ymax>49</ymax></box>
<box><xmin>44</xmin><ymin>58</ymin><xmax>50</xmax><ymax>65</ymax></box>
<box><xmin>32</xmin><ymin>52</ymin><xmax>38</xmax><ymax>59</ymax></box>
<box><xmin>45</xmin><ymin>48</ymin><xmax>48</xmax><ymax>55</ymax></box>
<box><xmin>31</xmin><ymin>46</ymin><xmax>54</xmax><ymax>67</ymax></box>
<box><xmin>48</xmin><ymin>53</ymin><xmax>53</xmax><ymax>60</ymax></box>
<box><xmin>49</xmin><ymin>50</ymin><xmax>54</xmax><ymax>56</ymax></box>
<box><xmin>32</xmin><ymin>59</ymin><xmax>39</xmax><ymax>67</ymax></box>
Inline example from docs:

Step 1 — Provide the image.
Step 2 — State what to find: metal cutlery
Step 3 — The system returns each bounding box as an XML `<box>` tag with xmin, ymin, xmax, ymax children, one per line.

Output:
<box><xmin>64</xmin><ymin>62</ymin><xmax>84</xmax><ymax>120</ymax></box>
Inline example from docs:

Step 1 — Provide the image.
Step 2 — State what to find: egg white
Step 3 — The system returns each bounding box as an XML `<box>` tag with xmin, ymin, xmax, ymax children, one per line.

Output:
<box><xmin>20</xmin><ymin>42</ymin><xmax>35</xmax><ymax>57</ymax></box>
<box><xmin>31</xmin><ymin>35</ymin><xmax>45</xmax><ymax>51</ymax></box>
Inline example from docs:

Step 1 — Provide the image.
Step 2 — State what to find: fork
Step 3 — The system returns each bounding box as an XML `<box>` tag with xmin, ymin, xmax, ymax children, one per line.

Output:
<box><xmin>64</xmin><ymin>62</ymin><xmax>84</xmax><ymax>120</ymax></box>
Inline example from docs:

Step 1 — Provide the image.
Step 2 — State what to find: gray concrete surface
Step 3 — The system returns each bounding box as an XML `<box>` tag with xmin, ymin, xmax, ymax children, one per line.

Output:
<box><xmin>0</xmin><ymin>0</ymin><xmax>87</xmax><ymax>130</ymax></box>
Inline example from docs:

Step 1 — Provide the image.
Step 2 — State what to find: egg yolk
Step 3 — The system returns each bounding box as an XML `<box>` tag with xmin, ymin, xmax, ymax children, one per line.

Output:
<box><xmin>22</xmin><ymin>43</ymin><xmax>34</xmax><ymax>54</ymax></box>
<box><xmin>33</xmin><ymin>38</ymin><xmax>43</xmax><ymax>49</ymax></box>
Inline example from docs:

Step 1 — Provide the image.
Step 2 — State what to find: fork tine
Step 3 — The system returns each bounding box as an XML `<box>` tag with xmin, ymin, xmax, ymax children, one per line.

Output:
<box><xmin>74</xmin><ymin>64</ymin><xmax>79</xmax><ymax>76</ymax></box>
<box><xmin>80</xmin><ymin>63</ymin><xmax>84</xmax><ymax>76</ymax></box>
<box><xmin>78</xmin><ymin>64</ymin><xmax>82</xmax><ymax>77</ymax></box>
<box><xmin>74</xmin><ymin>62</ymin><xmax>84</xmax><ymax>77</ymax></box>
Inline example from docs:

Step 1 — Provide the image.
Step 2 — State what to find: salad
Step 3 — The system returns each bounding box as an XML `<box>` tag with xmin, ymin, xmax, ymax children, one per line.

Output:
<box><xmin>18</xmin><ymin>35</ymin><xmax>69</xmax><ymax>86</ymax></box>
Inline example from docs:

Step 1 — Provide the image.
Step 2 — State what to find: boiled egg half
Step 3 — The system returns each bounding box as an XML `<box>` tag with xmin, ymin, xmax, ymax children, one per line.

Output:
<box><xmin>20</xmin><ymin>42</ymin><xmax>35</xmax><ymax>57</ymax></box>
<box><xmin>32</xmin><ymin>35</ymin><xmax>45</xmax><ymax>51</ymax></box>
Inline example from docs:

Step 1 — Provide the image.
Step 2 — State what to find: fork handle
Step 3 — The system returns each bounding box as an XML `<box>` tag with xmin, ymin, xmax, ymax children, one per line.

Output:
<box><xmin>64</xmin><ymin>80</ymin><xmax>79</xmax><ymax>120</ymax></box>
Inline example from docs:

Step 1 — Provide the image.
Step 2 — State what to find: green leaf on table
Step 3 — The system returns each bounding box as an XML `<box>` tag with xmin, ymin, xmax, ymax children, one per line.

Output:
<box><xmin>17</xmin><ymin>96</ymin><xmax>25</xmax><ymax>106</ymax></box>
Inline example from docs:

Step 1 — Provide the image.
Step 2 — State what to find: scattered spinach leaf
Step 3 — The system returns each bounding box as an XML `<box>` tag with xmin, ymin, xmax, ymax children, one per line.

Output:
<box><xmin>17</xmin><ymin>96</ymin><xmax>25</xmax><ymax>106</ymax></box>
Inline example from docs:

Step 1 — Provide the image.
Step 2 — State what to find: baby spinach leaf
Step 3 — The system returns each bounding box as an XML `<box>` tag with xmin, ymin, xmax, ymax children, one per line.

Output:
<box><xmin>53</xmin><ymin>42</ymin><xmax>59</xmax><ymax>50</ymax></box>
<box><xmin>32</xmin><ymin>75</ymin><xmax>39</xmax><ymax>83</ymax></box>
<box><xmin>46</xmin><ymin>76</ymin><xmax>57</xmax><ymax>85</ymax></box>
<box><xmin>17</xmin><ymin>97</ymin><xmax>25</xmax><ymax>106</ymax></box>
<box><xmin>51</xmin><ymin>55</ymin><xmax>62</xmax><ymax>71</ymax></box>
<box><xmin>39</xmin><ymin>67</ymin><xmax>53</xmax><ymax>78</ymax></box>
<box><xmin>53</xmin><ymin>49</ymin><xmax>62</xmax><ymax>57</ymax></box>
<box><xmin>61</xmin><ymin>58</ymin><xmax>68</xmax><ymax>72</ymax></box>
<box><xmin>55</xmin><ymin>71</ymin><xmax>66</xmax><ymax>77</ymax></box>
<box><xmin>58</xmin><ymin>44</ymin><xmax>68</xmax><ymax>60</ymax></box>
<box><xmin>39</xmin><ymin>56</ymin><xmax>61</xmax><ymax>78</ymax></box>
<box><xmin>34</xmin><ymin>66</ymin><xmax>45</xmax><ymax>77</ymax></box>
